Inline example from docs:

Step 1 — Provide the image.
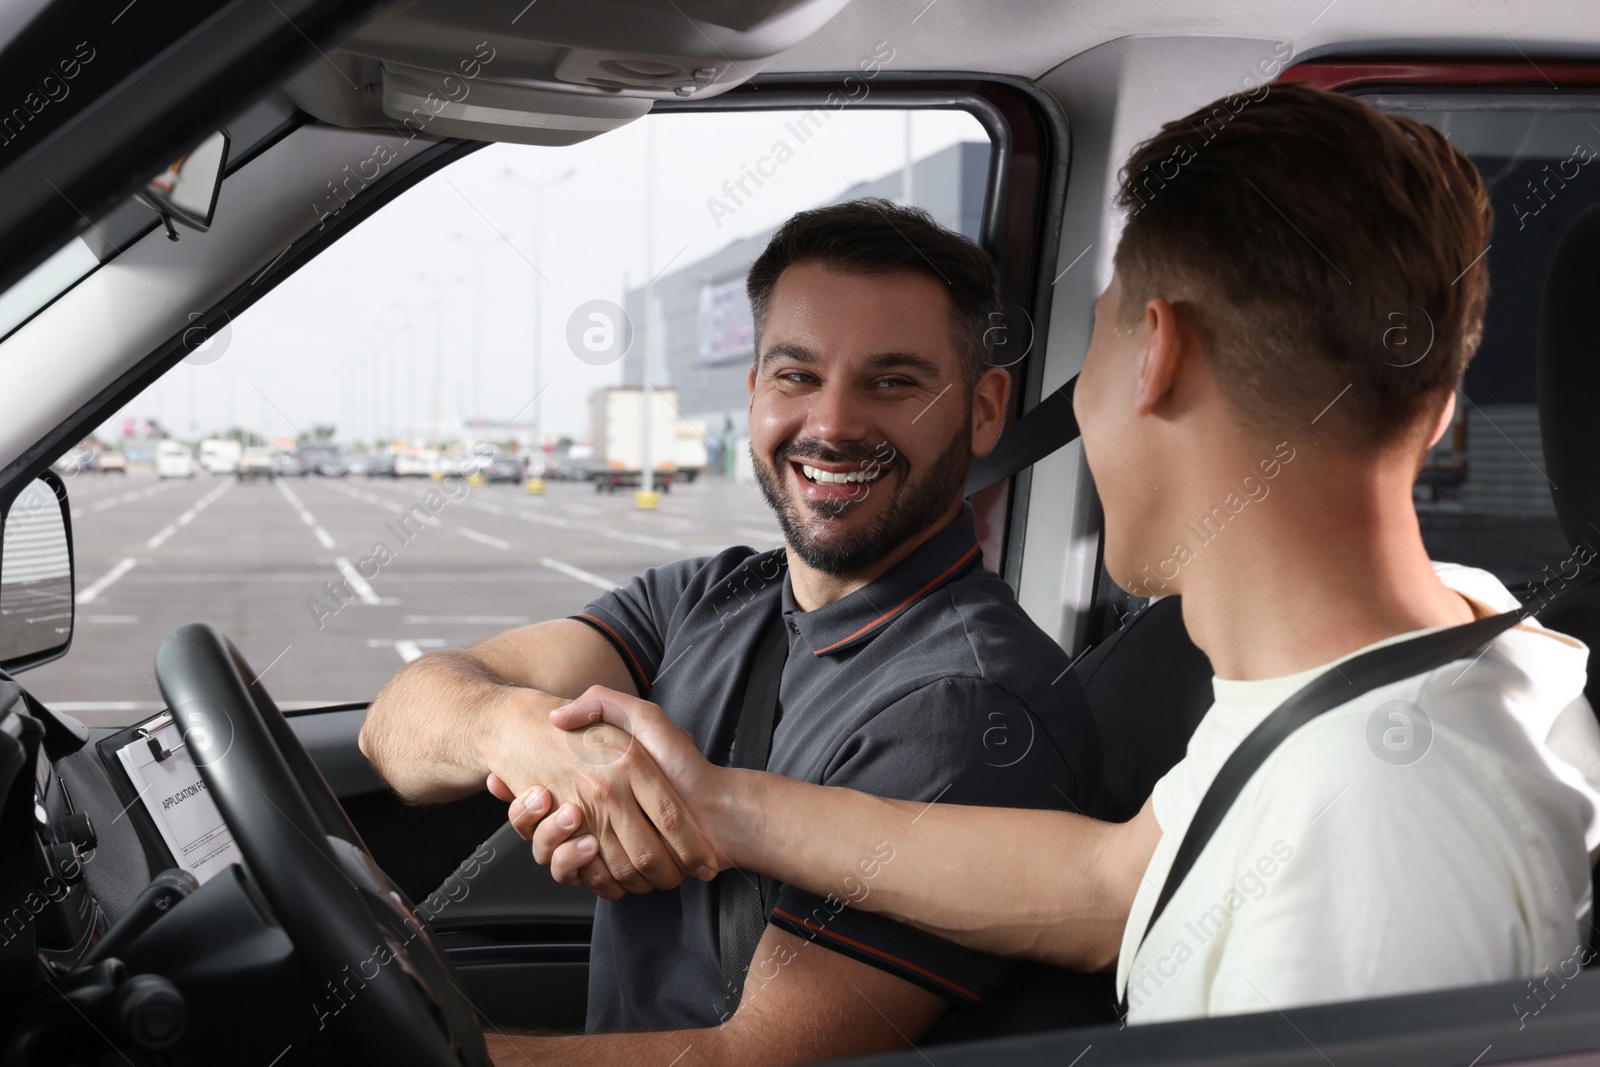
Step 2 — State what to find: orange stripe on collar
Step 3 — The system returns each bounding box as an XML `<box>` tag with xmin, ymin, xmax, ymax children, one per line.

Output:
<box><xmin>811</xmin><ymin>542</ymin><xmax>981</xmax><ymax>656</ymax></box>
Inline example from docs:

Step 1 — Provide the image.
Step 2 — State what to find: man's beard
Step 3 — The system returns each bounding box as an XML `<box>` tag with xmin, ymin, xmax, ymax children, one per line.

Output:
<box><xmin>751</xmin><ymin>415</ymin><xmax>972</xmax><ymax>577</ymax></box>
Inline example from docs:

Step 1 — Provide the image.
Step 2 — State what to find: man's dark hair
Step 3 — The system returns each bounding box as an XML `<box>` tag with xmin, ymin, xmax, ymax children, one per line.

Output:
<box><xmin>1115</xmin><ymin>82</ymin><xmax>1492</xmax><ymax>452</ymax></box>
<box><xmin>746</xmin><ymin>197</ymin><xmax>1002</xmax><ymax>388</ymax></box>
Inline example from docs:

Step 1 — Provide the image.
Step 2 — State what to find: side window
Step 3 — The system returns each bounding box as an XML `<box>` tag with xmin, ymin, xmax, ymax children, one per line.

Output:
<box><xmin>27</xmin><ymin>109</ymin><xmax>993</xmax><ymax>722</ymax></box>
<box><xmin>1386</xmin><ymin>101</ymin><xmax>1600</xmax><ymax>587</ymax></box>
<box><xmin>1089</xmin><ymin>98</ymin><xmax>1600</xmax><ymax>642</ymax></box>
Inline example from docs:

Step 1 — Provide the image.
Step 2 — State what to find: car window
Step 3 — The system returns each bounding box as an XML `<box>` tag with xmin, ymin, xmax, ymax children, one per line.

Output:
<box><xmin>1089</xmin><ymin>97</ymin><xmax>1600</xmax><ymax>639</ymax></box>
<box><xmin>1375</xmin><ymin>99</ymin><xmax>1600</xmax><ymax>589</ymax></box>
<box><xmin>24</xmin><ymin>108</ymin><xmax>992</xmax><ymax>724</ymax></box>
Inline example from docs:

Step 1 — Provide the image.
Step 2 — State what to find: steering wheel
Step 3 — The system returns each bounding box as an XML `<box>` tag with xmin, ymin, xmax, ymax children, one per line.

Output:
<box><xmin>153</xmin><ymin>623</ymin><xmax>489</xmax><ymax>1066</ymax></box>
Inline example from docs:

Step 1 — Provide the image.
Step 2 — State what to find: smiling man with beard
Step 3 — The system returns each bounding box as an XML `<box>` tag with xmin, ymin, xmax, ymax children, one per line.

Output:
<box><xmin>360</xmin><ymin>197</ymin><xmax>1107</xmax><ymax>1065</ymax></box>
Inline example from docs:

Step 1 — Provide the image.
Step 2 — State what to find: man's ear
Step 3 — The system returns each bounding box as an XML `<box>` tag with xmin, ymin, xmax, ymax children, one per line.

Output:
<box><xmin>1427</xmin><ymin>390</ymin><xmax>1457</xmax><ymax>449</ymax></box>
<box><xmin>1133</xmin><ymin>297</ymin><xmax>1184</xmax><ymax>417</ymax></box>
<box><xmin>969</xmin><ymin>366</ymin><xmax>1012</xmax><ymax>458</ymax></box>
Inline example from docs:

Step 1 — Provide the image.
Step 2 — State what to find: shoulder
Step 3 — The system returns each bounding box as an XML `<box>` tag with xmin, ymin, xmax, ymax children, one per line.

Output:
<box><xmin>919</xmin><ymin>567</ymin><xmax>1075</xmax><ymax>681</ymax></box>
<box><xmin>626</xmin><ymin>545</ymin><xmax>773</xmax><ymax>600</ymax></box>
<box><xmin>824</xmin><ymin>673</ymin><xmax>1075</xmax><ymax>805</ymax></box>
<box><xmin>1235</xmin><ymin>670</ymin><xmax>1578</xmax><ymax>854</ymax></box>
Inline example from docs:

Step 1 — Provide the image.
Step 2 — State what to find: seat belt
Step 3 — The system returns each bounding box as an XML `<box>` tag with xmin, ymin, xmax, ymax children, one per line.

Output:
<box><xmin>965</xmin><ymin>376</ymin><xmax>1079</xmax><ymax>498</ymax></box>
<box><xmin>1117</xmin><ymin>604</ymin><xmax>1531</xmax><ymax>1014</ymax></box>
<box><xmin>717</xmin><ymin>610</ymin><xmax>790</xmax><ymax>1016</ymax></box>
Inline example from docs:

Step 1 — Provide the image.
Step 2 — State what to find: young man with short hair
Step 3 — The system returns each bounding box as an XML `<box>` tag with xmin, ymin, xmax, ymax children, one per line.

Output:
<box><xmin>515</xmin><ymin>83</ymin><xmax>1600</xmax><ymax>1025</ymax></box>
<box><xmin>363</xmin><ymin>199</ymin><xmax>1110</xmax><ymax>1062</ymax></box>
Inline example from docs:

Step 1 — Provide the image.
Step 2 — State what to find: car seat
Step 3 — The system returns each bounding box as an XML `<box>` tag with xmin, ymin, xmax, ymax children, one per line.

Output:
<box><xmin>1535</xmin><ymin>198</ymin><xmax>1600</xmax><ymax>954</ymax></box>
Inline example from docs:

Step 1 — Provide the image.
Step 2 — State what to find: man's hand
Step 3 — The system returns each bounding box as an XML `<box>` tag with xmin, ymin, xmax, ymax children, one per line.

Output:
<box><xmin>484</xmin><ymin>684</ymin><xmax>719</xmax><ymax>895</ymax></box>
<box><xmin>501</xmin><ymin>686</ymin><xmax>731</xmax><ymax>898</ymax></box>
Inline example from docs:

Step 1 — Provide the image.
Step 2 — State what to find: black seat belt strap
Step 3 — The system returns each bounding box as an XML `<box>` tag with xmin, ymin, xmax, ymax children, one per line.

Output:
<box><xmin>1118</xmin><ymin>606</ymin><xmax>1529</xmax><ymax>1013</ymax></box>
<box><xmin>717</xmin><ymin>610</ymin><xmax>790</xmax><ymax>1016</ymax></box>
<box><xmin>965</xmin><ymin>376</ymin><xmax>1079</xmax><ymax>498</ymax></box>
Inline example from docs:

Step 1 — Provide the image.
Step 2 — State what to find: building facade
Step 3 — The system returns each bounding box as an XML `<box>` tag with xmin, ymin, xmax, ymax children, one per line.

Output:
<box><xmin>621</xmin><ymin>140</ymin><xmax>988</xmax><ymax>475</ymax></box>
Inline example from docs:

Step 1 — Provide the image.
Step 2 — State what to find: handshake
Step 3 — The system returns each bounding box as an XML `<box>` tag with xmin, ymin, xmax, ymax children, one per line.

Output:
<box><xmin>485</xmin><ymin>685</ymin><xmax>738</xmax><ymax>899</ymax></box>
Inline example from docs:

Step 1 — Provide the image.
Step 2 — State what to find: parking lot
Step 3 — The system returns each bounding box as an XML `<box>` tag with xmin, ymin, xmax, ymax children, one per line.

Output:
<box><xmin>23</xmin><ymin>468</ymin><xmax>781</xmax><ymax>727</ymax></box>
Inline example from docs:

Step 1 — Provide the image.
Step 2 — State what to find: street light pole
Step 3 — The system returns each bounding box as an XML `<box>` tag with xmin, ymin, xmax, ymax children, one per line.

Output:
<box><xmin>450</xmin><ymin>232</ymin><xmax>496</xmax><ymax>432</ymax></box>
<box><xmin>500</xmin><ymin>166</ymin><xmax>575</xmax><ymax>453</ymax></box>
<box><xmin>638</xmin><ymin>122</ymin><xmax>657</xmax><ymax>510</ymax></box>
<box><xmin>432</xmin><ymin>296</ymin><xmax>443</xmax><ymax>450</ymax></box>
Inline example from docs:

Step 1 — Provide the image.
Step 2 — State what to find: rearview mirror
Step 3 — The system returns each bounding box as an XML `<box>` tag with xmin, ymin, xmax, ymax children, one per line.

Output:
<box><xmin>134</xmin><ymin>130</ymin><xmax>230</xmax><ymax>235</ymax></box>
<box><xmin>0</xmin><ymin>472</ymin><xmax>74</xmax><ymax>672</ymax></box>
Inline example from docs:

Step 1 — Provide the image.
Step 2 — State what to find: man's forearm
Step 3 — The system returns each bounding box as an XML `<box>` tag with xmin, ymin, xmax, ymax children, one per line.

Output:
<box><xmin>361</xmin><ymin>651</ymin><xmax>561</xmax><ymax>803</ymax></box>
<box><xmin>487</xmin><ymin>1025</ymin><xmax>727</xmax><ymax>1067</ymax></box>
<box><xmin>712</xmin><ymin>769</ymin><xmax>1151</xmax><ymax>971</ymax></box>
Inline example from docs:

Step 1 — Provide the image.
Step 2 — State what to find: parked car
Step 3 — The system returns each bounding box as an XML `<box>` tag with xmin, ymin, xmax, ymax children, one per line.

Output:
<box><xmin>484</xmin><ymin>454</ymin><xmax>527</xmax><ymax>483</ymax></box>
<box><xmin>199</xmin><ymin>438</ymin><xmax>242</xmax><ymax>474</ymax></box>
<box><xmin>155</xmin><ymin>440</ymin><xmax>197</xmax><ymax>479</ymax></box>
<box><xmin>296</xmin><ymin>444</ymin><xmax>344</xmax><ymax>476</ymax></box>
<box><xmin>365</xmin><ymin>452</ymin><xmax>398</xmax><ymax>478</ymax></box>
<box><xmin>546</xmin><ymin>447</ymin><xmax>594</xmax><ymax>481</ymax></box>
<box><xmin>237</xmin><ymin>447</ymin><xmax>276</xmax><ymax>481</ymax></box>
<box><xmin>394</xmin><ymin>450</ymin><xmax>437</xmax><ymax>477</ymax></box>
<box><xmin>96</xmin><ymin>451</ymin><xmax>127</xmax><ymax>474</ymax></box>
<box><xmin>275</xmin><ymin>451</ymin><xmax>308</xmax><ymax>477</ymax></box>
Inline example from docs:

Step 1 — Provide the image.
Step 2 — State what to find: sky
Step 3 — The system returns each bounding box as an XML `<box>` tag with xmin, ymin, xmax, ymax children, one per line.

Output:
<box><xmin>105</xmin><ymin>106</ymin><xmax>988</xmax><ymax>449</ymax></box>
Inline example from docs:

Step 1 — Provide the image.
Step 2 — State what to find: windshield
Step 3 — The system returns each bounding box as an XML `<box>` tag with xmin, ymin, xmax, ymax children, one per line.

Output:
<box><xmin>22</xmin><ymin>105</ymin><xmax>994</xmax><ymax>724</ymax></box>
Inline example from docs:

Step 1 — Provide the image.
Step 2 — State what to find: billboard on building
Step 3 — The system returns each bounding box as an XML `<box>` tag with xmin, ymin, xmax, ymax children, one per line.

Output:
<box><xmin>697</xmin><ymin>276</ymin><xmax>755</xmax><ymax>367</ymax></box>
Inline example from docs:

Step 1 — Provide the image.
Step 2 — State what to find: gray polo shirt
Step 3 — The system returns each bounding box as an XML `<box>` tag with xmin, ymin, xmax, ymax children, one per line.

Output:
<box><xmin>572</xmin><ymin>503</ymin><xmax>1104</xmax><ymax>1032</ymax></box>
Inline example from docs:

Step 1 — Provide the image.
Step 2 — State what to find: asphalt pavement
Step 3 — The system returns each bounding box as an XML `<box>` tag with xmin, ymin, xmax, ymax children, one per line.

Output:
<box><xmin>23</xmin><ymin>468</ymin><xmax>783</xmax><ymax>727</ymax></box>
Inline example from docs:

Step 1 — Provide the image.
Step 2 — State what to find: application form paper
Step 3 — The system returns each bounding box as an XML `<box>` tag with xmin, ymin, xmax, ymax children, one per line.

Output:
<box><xmin>115</xmin><ymin>718</ymin><xmax>242</xmax><ymax>883</ymax></box>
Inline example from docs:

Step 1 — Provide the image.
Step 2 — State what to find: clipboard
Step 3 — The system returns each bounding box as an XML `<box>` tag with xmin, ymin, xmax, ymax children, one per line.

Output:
<box><xmin>109</xmin><ymin>712</ymin><xmax>242</xmax><ymax>884</ymax></box>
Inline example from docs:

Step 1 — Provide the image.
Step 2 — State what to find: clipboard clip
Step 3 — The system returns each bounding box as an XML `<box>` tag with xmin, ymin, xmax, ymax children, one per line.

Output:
<box><xmin>143</xmin><ymin>734</ymin><xmax>189</xmax><ymax>763</ymax></box>
<box><xmin>136</xmin><ymin>714</ymin><xmax>186</xmax><ymax>764</ymax></box>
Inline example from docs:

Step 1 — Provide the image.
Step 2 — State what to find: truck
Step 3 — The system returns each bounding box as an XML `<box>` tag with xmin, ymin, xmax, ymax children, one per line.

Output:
<box><xmin>199</xmin><ymin>437</ymin><xmax>241</xmax><ymax>474</ymax></box>
<box><xmin>672</xmin><ymin>419</ymin><xmax>709</xmax><ymax>483</ymax></box>
<box><xmin>589</xmin><ymin>386</ymin><xmax>680</xmax><ymax>493</ymax></box>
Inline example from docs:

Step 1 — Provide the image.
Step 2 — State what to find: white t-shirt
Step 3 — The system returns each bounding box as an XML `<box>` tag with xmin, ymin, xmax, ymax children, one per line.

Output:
<box><xmin>1115</xmin><ymin>562</ymin><xmax>1600</xmax><ymax>1024</ymax></box>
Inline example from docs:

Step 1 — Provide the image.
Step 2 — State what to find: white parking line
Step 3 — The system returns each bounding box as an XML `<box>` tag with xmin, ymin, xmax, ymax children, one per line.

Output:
<box><xmin>278</xmin><ymin>479</ymin><xmax>338</xmax><ymax>548</ymax></box>
<box><xmin>457</xmin><ymin>527</ymin><xmax>510</xmax><ymax>550</ymax></box>
<box><xmin>334</xmin><ymin>558</ymin><xmax>382</xmax><ymax>605</ymax></box>
<box><xmin>599</xmin><ymin>528</ymin><xmax>681</xmax><ymax>549</ymax></box>
<box><xmin>540</xmin><ymin>556</ymin><xmax>618</xmax><ymax>591</ymax></box>
<box><xmin>76</xmin><ymin>558</ymin><xmax>137</xmax><ymax>604</ymax></box>
<box><xmin>365</xmin><ymin>637</ymin><xmax>445</xmax><ymax>663</ymax></box>
<box><xmin>81</xmin><ymin>480</ymin><xmax>181</xmax><ymax>518</ymax></box>
<box><xmin>152</xmin><ymin>479</ymin><xmax>234</xmax><ymax>547</ymax></box>
<box><xmin>404</xmin><ymin>614</ymin><xmax>530</xmax><ymax>625</ymax></box>
<box><xmin>734</xmin><ymin>527</ymin><xmax>785</xmax><ymax>543</ymax></box>
<box><xmin>514</xmin><ymin>511</ymin><xmax>571</xmax><ymax>528</ymax></box>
